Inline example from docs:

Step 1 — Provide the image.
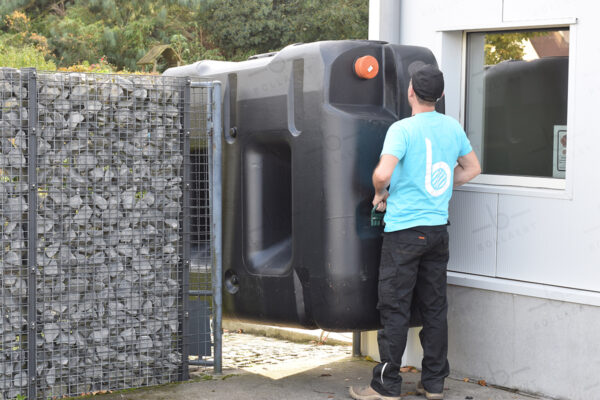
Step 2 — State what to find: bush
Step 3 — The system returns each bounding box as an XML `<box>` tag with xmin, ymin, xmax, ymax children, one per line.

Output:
<box><xmin>58</xmin><ymin>57</ymin><xmax>159</xmax><ymax>75</ymax></box>
<box><xmin>58</xmin><ymin>57</ymin><xmax>116</xmax><ymax>73</ymax></box>
<box><xmin>0</xmin><ymin>41</ymin><xmax>56</xmax><ymax>70</ymax></box>
<box><xmin>0</xmin><ymin>11</ymin><xmax>56</xmax><ymax>70</ymax></box>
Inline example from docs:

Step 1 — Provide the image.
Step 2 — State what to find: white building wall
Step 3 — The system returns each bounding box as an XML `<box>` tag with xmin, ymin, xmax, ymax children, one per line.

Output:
<box><xmin>396</xmin><ymin>0</ymin><xmax>600</xmax><ymax>295</ymax></box>
<box><xmin>368</xmin><ymin>0</ymin><xmax>600</xmax><ymax>309</ymax></box>
<box><xmin>365</xmin><ymin>1</ymin><xmax>600</xmax><ymax>399</ymax></box>
<box><xmin>368</xmin><ymin>0</ymin><xmax>401</xmax><ymax>44</ymax></box>
<box><xmin>446</xmin><ymin>286</ymin><xmax>600</xmax><ymax>400</ymax></box>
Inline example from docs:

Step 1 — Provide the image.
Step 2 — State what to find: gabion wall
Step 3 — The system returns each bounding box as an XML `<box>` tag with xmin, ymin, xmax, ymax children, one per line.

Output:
<box><xmin>0</xmin><ymin>68</ymin><xmax>32</xmax><ymax>400</ymax></box>
<box><xmin>0</xmin><ymin>68</ymin><xmax>214</xmax><ymax>399</ymax></box>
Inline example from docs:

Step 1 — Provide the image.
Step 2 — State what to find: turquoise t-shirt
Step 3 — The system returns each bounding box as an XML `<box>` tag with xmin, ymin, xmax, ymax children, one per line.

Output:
<box><xmin>380</xmin><ymin>111</ymin><xmax>472</xmax><ymax>232</ymax></box>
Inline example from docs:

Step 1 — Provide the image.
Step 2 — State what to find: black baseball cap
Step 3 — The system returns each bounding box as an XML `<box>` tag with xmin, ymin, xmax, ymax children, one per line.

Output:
<box><xmin>408</xmin><ymin>61</ymin><xmax>444</xmax><ymax>102</ymax></box>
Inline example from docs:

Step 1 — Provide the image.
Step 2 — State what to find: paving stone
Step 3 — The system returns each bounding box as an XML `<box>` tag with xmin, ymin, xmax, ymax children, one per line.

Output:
<box><xmin>219</xmin><ymin>331</ymin><xmax>352</xmax><ymax>372</ymax></box>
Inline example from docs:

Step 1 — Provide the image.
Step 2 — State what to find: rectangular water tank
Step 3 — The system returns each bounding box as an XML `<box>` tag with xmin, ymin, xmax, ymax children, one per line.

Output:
<box><xmin>165</xmin><ymin>40</ymin><xmax>442</xmax><ymax>330</ymax></box>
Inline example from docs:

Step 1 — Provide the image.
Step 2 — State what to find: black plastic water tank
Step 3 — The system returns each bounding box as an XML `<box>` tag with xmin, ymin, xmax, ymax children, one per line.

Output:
<box><xmin>165</xmin><ymin>40</ymin><xmax>442</xmax><ymax>331</ymax></box>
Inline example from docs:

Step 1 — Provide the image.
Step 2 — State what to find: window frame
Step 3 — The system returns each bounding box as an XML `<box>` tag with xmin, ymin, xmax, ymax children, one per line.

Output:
<box><xmin>439</xmin><ymin>18</ymin><xmax>577</xmax><ymax>199</ymax></box>
<box><xmin>435</xmin><ymin>19</ymin><xmax>600</xmax><ymax>305</ymax></box>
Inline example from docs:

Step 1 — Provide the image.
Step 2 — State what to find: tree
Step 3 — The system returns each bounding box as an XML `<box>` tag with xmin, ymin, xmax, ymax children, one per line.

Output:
<box><xmin>38</xmin><ymin>0</ymin><xmax>205</xmax><ymax>70</ymax></box>
<box><xmin>484</xmin><ymin>32</ymin><xmax>545</xmax><ymax>65</ymax></box>
<box><xmin>0</xmin><ymin>0</ymin><xmax>58</xmax><ymax>16</ymax></box>
<box><xmin>284</xmin><ymin>0</ymin><xmax>368</xmax><ymax>45</ymax></box>
<box><xmin>199</xmin><ymin>0</ymin><xmax>290</xmax><ymax>60</ymax></box>
<box><xmin>200</xmin><ymin>0</ymin><xmax>368</xmax><ymax>60</ymax></box>
<box><xmin>0</xmin><ymin>0</ymin><xmax>369</xmax><ymax>71</ymax></box>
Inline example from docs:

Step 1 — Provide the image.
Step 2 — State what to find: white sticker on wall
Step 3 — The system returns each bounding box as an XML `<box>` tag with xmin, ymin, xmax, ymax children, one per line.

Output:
<box><xmin>553</xmin><ymin>125</ymin><xmax>567</xmax><ymax>179</ymax></box>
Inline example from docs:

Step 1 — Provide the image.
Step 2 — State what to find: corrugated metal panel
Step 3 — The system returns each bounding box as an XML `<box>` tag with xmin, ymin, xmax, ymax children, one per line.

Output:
<box><xmin>448</xmin><ymin>191</ymin><xmax>498</xmax><ymax>276</ymax></box>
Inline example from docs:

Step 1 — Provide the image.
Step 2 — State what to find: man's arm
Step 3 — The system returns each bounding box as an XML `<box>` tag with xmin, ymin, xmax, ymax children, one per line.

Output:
<box><xmin>372</xmin><ymin>154</ymin><xmax>399</xmax><ymax>211</ymax></box>
<box><xmin>454</xmin><ymin>150</ymin><xmax>481</xmax><ymax>187</ymax></box>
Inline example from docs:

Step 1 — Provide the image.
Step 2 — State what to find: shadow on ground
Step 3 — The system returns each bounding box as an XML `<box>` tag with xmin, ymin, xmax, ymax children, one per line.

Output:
<box><xmin>76</xmin><ymin>332</ymin><xmax>550</xmax><ymax>400</ymax></box>
<box><xmin>93</xmin><ymin>357</ymin><xmax>549</xmax><ymax>400</ymax></box>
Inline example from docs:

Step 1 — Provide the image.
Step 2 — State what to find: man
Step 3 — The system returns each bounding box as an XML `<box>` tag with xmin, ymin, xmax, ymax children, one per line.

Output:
<box><xmin>350</xmin><ymin>63</ymin><xmax>481</xmax><ymax>400</ymax></box>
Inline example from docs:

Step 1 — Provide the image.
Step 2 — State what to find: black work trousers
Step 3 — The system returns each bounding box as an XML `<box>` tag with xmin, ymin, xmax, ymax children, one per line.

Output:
<box><xmin>370</xmin><ymin>226</ymin><xmax>450</xmax><ymax>397</ymax></box>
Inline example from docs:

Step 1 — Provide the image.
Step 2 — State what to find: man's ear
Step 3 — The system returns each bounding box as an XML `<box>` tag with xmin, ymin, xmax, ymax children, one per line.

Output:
<box><xmin>407</xmin><ymin>81</ymin><xmax>415</xmax><ymax>98</ymax></box>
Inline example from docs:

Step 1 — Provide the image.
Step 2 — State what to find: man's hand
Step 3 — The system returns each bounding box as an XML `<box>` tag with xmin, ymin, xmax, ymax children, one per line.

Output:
<box><xmin>372</xmin><ymin>189</ymin><xmax>389</xmax><ymax>212</ymax></box>
<box><xmin>372</xmin><ymin>154</ymin><xmax>398</xmax><ymax>212</ymax></box>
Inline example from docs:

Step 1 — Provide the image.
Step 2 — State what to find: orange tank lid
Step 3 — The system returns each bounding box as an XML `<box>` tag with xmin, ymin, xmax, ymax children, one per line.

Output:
<box><xmin>354</xmin><ymin>55</ymin><xmax>379</xmax><ymax>79</ymax></box>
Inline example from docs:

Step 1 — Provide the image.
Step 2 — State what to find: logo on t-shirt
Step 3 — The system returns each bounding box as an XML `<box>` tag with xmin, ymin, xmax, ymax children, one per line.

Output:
<box><xmin>425</xmin><ymin>138</ymin><xmax>451</xmax><ymax>197</ymax></box>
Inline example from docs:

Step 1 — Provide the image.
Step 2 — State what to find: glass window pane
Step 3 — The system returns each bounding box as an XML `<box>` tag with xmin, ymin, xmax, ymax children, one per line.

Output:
<box><xmin>466</xmin><ymin>29</ymin><xmax>569</xmax><ymax>179</ymax></box>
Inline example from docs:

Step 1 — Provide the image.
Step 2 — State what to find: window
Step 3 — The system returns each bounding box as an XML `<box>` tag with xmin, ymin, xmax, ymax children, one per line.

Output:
<box><xmin>465</xmin><ymin>28</ymin><xmax>569</xmax><ymax>180</ymax></box>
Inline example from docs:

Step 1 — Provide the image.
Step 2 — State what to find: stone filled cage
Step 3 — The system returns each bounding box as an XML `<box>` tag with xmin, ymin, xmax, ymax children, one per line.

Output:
<box><xmin>0</xmin><ymin>68</ymin><xmax>220</xmax><ymax>399</ymax></box>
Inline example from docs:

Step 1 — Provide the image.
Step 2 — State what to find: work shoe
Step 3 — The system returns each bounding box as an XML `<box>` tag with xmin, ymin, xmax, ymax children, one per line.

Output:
<box><xmin>349</xmin><ymin>385</ymin><xmax>401</xmax><ymax>400</ymax></box>
<box><xmin>416</xmin><ymin>381</ymin><xmax>444</xmax><ymax>399</ymax></box>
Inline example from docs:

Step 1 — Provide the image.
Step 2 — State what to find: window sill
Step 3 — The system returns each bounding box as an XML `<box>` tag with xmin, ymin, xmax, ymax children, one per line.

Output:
<box><xmin>447</xmin><ymin>271</ymin><xmax>600</xmax><ymax>307</ymax></box>
<box><xmin>471</xmin><ymin>174</ymin><xmax>565</xmax><ymax>189</ymax></box>
<box><xmin>455</xmin><ymin>176</ymin><xmax>572</xmax><ymax>200</ymax></box>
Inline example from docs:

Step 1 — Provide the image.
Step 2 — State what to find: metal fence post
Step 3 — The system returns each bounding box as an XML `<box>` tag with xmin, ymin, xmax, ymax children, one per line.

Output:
<box><xmin>180</xmin><ymin>79</ymin><xmax>192</xmax><ymax>381</ymax></box>
<box><xmin>24</xmin><ymin>67</ymin><xmax>38</xmax><ymax>400</ymax></box>
<box><xmin>352</xmin><ymin>332</ymin><xmax>362</xmax><ymax>357</ymax></box>
<box><xmin>211</xmin><ymin>82</ymin><xmax>223</xmax><ymax>374</ymax></box>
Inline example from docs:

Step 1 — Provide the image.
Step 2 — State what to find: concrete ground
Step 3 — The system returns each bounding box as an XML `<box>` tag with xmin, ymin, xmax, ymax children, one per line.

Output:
<box><xmin>90</xmin><ymin>329</ymin><xmax>551</xmax><ymax>400</ymax></box>
<box><xmin>95</xmin><ymin>359</ymin><xmax>551</xmax><ymax>400</ymax></box>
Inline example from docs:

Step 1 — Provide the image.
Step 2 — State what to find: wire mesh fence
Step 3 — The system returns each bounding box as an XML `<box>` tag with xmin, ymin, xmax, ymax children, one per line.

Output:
<box><xmin>183</xmin><ymin>86</ymin><xmax>214</xmax><ymax>371</ymax></box>
<box><xmin>0</xmin><ymin>68</ymin><xmax>220</xmax><ymax>399</ymax></box>
<box><xmin>0</xmin><ymin>68</ymin><xmax>33</xmax><ymax>400</ymax></box>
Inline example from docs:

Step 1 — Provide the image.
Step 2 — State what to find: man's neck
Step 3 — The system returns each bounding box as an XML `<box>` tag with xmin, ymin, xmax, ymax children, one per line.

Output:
<box><xmin>411</xmin><ymin>105</ymin><xmax>436</xmax><ymax>116</ymax></box>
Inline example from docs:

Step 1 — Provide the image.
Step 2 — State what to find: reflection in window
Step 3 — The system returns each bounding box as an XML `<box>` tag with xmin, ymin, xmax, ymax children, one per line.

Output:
<box><xmin>466</xmin><ymin>29</ymin><xmax>569</xmax><ymax>179</ymax></box>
